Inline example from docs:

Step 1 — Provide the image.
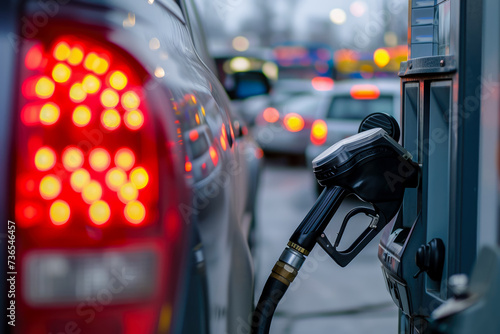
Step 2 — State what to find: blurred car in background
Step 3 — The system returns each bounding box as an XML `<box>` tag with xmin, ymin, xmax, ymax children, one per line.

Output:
<box><xmin>1</xmin><ymin>0</ymin><xmax>265</xmax><ymax>333</ymax></box>
<box><xmin>305</xmin><ymin>79</ymin><xmax>400</xmax><ymax>190</ymax></box>
<box><xmin>252</xmin><ymin>93</ymin><xmax>323</xmax><ymax>158</ymax></box>
<box><xmin>238</xmin><ymin>76</ymin><xmax>334</xmax><ymax>126</ymax></box>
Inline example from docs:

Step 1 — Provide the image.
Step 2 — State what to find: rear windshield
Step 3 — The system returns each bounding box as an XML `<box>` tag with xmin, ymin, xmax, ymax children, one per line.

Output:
<box><xmin>327</xmin><ymin>95</ymin><xmax>393</xmax><ymax>120</ymax></box>
<box><xmin>278</xmin><ymin>94</ymin><xmax>320</xmax><ymax>117</ymax></box>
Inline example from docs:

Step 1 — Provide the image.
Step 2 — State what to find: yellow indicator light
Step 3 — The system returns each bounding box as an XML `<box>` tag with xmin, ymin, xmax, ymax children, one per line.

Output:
<box><xmin>70</xmin><ymin>168</ymin><xmax>90</xmax><ymax>192</ymax></box>
<box><xmin>52</xmin><ymin>63</ymin><xmax>71</xmax><ymax>83</ymax></box>
<box><xmin>114</xmin><ymin>148</ymin><xmax>135</xmax><ymax>171</ymax></box>
<box><xmin>53</xmin><ymin>42</ymin><xmax>71</xmax><ymax>61</ymax></box>
<box><xmin>35</xmin><ymin>77</ymin><xmax>55</xmax><ymax>99</ymax></box>
<box><xmin>89</xmin><ymin>148</ymin><xmax>110</xmax><ymax>172</ymax></box>
<box><xmin>105</xmin><ymin>167</ymin><xmax>127</xmax><ymax>191</ymax></box>
<box><xmin>69</xmin><ymin>83</ymin><xmax>87</xmax><ymax>103</ymax></box>
<box><xmin>39</xmin><ymin>175</ymin><xmax>61</xmax><ymax>200</ymax></box>
<box><xmin>100</xmin><ymin>88</ymin><xmax>119</xmax><ymax>108</ymax></box>
<box><xmin>118</xmin><ymin>182</ymin><xmax>138</xmax><ymax>203</ymax></box>
<box><xmin>89</xmin><ymin>200</ymin><xmax>110</xmax><ymax>225</ymax></box>
<box><xmin>68</xmin><ymin>47</ymin><xmax>84</xmax><ymax>66</ymax></box>
<box><xmin>93</xmin><ymin>57</ymin><xmax>109</xmax><ymax>75</ymax></box>
<box><xmin>82</xmin><ymin>180</ymin><xmax>103</xmax><ymax>204</ymax></box>
<box><xmin>39</xmin><ymin>102</ymin><xmax>60</xmax><ymax>125</ymax></box>
<box><xmin>72</xmin><ymin>105</ymin><xmax>92</xmax><ymax>127</ymax></box>
<box><xmin>109</xmin><ymin>71</ymin><xmax>128</xmax><ymax>90</ymax></box>
<box><xmin>101</xmin><ymin>109</ymin><xmax>121</xmax><ymax>130</ymax></box>
<box><xmin>35</xmin><ymin>147</ymin><xmax>56</xmax><ymax>171</ymax></box>
<box><xmin>124</xmin><ymin>109</ymin><xmax>144</xmax><ymax>130</ymax></box>
<box><xmin>373</xmin><ymin>48</ymin><xmax>391</xmax><ymax>68</ymax></box>
<box><xmin>121</xmin><ymin>91</ymin><xmax>140</xmax><ymax>110</ymax></box>
<box><xmin>82</xmin><ymin>74</ymin><xmax>101</xmax><ymax>94</ymax></box>
<box><xmin>50</xmin><ymin>200</ymin><xmax>70</xmax><ymax>225</ymax></box>
<box><xmin>84</xmin><ymin>52</ymin><xmax>99</xmax><ymax>71</ymax></box>
<box><xmin>130</xmin><ymin>167</ymin><xmax>149</xmax><ymax>189</ymax></box>
<box><xmin>124</xmin><ymin>200</ymin><xmax>145</xmax><ymax>224</ymax></box>
<box><xmin>62</xmin><ymin>147</ymin><xmax>84</xmax><ymax>171</ymax></box>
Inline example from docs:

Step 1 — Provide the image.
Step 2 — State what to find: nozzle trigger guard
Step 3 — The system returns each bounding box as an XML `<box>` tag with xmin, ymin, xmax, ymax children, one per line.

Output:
<box><xmin>317</xmin><ymin>201</ymin><xmax>401</xmax><ymax>267</ymax></box>
<box><xmin>333</xmin><ymin>207</ymin><xmax>378</xmax><ymax>248</ymax></box>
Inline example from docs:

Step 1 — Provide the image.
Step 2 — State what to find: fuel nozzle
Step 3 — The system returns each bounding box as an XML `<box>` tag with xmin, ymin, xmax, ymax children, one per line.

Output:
<box><xmin>288</xmin><ymin>127</ymin><xmax>419</xmax><ymax>266</ymax></box>
<box><xmin>252</xmin><ymin>119</ymin><xmax>420</xmax><ymax>334</ymax></box>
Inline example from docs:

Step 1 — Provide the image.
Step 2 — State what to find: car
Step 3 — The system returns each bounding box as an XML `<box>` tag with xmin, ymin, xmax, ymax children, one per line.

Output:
<box><xmin>304</xmin><ymin>79</ymin><xmax>401</xmax><ymax>191</ymax></box>
<box><xmin>0</xmin><ymin>0</ymin><xmax>264</xmax><ymax>333</ymax></box>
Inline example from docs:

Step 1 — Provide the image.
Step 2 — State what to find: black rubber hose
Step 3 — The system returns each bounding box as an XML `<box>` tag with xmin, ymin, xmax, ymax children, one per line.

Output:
<box><xmin>251</xmin><ymin>276</ymin><xmax>289</xmax><ymax>334</ymax></box>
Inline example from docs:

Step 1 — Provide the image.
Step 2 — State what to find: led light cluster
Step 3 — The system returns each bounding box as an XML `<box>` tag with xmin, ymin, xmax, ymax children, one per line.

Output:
<box><xmin>16</xmin><ymin>37</ymin><xmax>157</xmax><ymax>229</ymax></box>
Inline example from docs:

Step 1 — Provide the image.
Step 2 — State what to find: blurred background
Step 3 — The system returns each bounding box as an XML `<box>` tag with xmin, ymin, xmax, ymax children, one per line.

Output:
<box><xmin>196</xmin><ymin>0</ymin><xmax>409</xmax><ymax>333</ymax></box>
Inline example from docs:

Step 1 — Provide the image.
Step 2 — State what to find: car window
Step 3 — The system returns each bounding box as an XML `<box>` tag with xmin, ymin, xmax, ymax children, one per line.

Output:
<box><xmin>327</xmin><ymin>95</ymin><xmax>394</xmax><ymax>120</ymax></box>
<box><xmin>278</xmin><ymin>95</ymin><xmax>320</xmax><ymax>117</ymax></box>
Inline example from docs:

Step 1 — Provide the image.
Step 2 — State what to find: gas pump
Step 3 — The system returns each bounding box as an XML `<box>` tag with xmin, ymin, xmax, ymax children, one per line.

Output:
<box><xmin>253</xmin><ymin>0</ymin><xmax>500</xmax><ymax>333</ymax></box>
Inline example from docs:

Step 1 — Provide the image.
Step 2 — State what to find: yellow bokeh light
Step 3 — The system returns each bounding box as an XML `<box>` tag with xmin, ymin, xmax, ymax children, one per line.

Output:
<box><xmin>100</xmin><ymin>88</ymin><xmax>119</xmax><ymax>108</ymax></box>
<box><xmin>82</xmin><ymin>74</ymin><xmax>101</xmax><ymax>94</ymax></box>
<box><xmin>84</xmin><ymin>53</ymin><xmax>99</xmax><ymax>71</ymax></box>
<box><xmin>39</xmin><ymin>103</ymin><xmax>60</xmax><ymax>125</ymax></box>
<box><xmin>109</xmin><ymin>71</ymin><xmax>128</xmax><ymax>90</ymax></box>
<box><xmin>53</xmin><ymin>42</ymin><xmax>70</xmax><ymax>61</ymax></box>
<box><xmin>93</xmin><ymin>57</ymin><xmax>109</xmax><ymax>75</ymax></box>
<box><xmin>118</xmin><ymin>182</ymin><xmax>138</xmax><ymax>203</ymax></box>
<box><xmin>39</xmin><ymin>175</ymin><xmax>61</xmax><ymax>200</ymax></box>
<box><xmin>69</xmin><ymin>83</ymin><xmax>87</xmax><ymax>103</ymax></box>
<box><xmin>130</xmin><ymin>167</ymin><xmax>149</xmax><ymax>189</ymax></box>
<box><xmin>101</xmin><ymin>109</ymin><xmax>121</xmax><ymax>130</ymax></box>
<box><xmin>35</xmin><ymin>77</ymin><xmax>55</xmax><ymax>99</ymax></box>
<box><xmin>62</xmin><ymin>147</ymin><xmax>84</xmax><ymax>171</ymax></box>
<box><xmin>50</xmin><ymin>200</ymin><xmax>70</xmax><ymax>225</ymax></box>
<box><xmin>105</xmin><ymin>167</ymin><xmax>127</xmax><ymax>191</ymax></box>
<box><xmin>70</xmin><ymin>168</ymin><xmax>90</xmax><ymax>192</ymax></box>
<box><xmin>373</xmin><ymin>48</ymin><xmax>391</xmax><ymax>68</ymax></box>
<box><xmin>124</xmin><ymin>200</ymin><xmax>146</xmax><ymax>224</ymax></box>
<box><xmin>89</xmin><ymin>148</ymin><xmax>110</xmax><ymax>172</ymax></box>
<box><xmin>72</xmin><ymin>105</ymin><xmax>92</xmax><ymax>127</ymax></box>
<box><xmin>121</xmin><ymin>91</ymin><xmax>140</xmax><ymax>110</ymax></box>
<box><xmin>52</xmin><ymin>63</ymin><xmax>71</xmax><ymax>83</ymax></box>
<box><xmin>82</xmin><ymin>180</ymin><xmax>103</xmax><ymax>204</ymax></box>
<box><xmin>89</xmin><ymin>200</ymin><xmax>110</xmax><ymax>225</ymax></box>
<box><xmin>114</xmin><ymin>148</ymin><xmax>135</xmax><ymax>171</ymax></box>
<box><xmin>35</xmin><ymin>147</ymin><xmax>56</xmax><ymax>171</ymax></box>
<box><xmin>68</xmin><ymin>47</ymin><xmax>84</xmax><ymax>65</ymax></box>
<box><xmin>124</xmin><ymin>110</ymin><xmax>144</xmax><ymax>130</ymax></box>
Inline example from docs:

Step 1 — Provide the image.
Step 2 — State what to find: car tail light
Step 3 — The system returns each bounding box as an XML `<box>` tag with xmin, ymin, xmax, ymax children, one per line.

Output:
<box><xmin>350</xmin><ymin>84</ymin><xmax>381</xmax><ymax>99</ymax></box>
<box><xmin>262</xmin><ymin>107</ymin><xmax>280</xmax><ymax>123</ymax></box>
<box><xmin>283</xmin><ymin>113</ymin><xmax>305</xmax><ymax>132</ymax></box>
<box><xmin>310</xmin><ymin>120</ymin><xmax>328</xmax><ymax>145</ymax></box>
<box><xmin>311</xmin><ymin>76</ymin><xmax>334</xmax><ymax>91</ymax></box>
<box><xmin>13</xmin><ymin>31</ymin><xmax>189</xmax><ymax>334</ymax></box>
<box><xmin>16</xmin><ymin>37</ymin><xmax>158</xmax><ymax>231</ymax></box>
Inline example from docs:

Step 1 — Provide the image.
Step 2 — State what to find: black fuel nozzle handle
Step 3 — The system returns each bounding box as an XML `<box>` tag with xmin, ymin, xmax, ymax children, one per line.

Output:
<box><xmin>289</xmin><ymin>128</ymin><xmax>419</xmax><ymax>261</ymax></box>
<box><xmin>289</xmin><ymin>186</ymin><xmax>348</xmax><ymax>254</ymax></box>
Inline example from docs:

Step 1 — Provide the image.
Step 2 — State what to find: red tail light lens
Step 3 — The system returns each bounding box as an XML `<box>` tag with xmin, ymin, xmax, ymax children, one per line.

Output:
<box><xmin>350</xmin><ymin>84</ymin><xmax>381</xmax><ymax>100</ymax></box>
<box><xmin>283</xmin><ymin>113</ymin><xmax>305</xmax><ymax>132</ymax></box>
<box><xmin>310</xmin><ymin>119</ymin><xmax>328</xmax><ymax>145</ymax></box>
<box><xmin>15</xmin><ymin>36</ymin><xmax>158</xmax><ymax>231</ymax></box>
<box><xmin>262</xmin><ymin>107</ymin><xmax>280</xmax><ymax>123</ymax></box>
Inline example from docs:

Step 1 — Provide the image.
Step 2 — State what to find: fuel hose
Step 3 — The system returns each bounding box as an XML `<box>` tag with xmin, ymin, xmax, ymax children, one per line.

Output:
<box><xmin>251</xmin><ymin>186</ymin><xmax>346</xmax><ymax>334</ymax></box>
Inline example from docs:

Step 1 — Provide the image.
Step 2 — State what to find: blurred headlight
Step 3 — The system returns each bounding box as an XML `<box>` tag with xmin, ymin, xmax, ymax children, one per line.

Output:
<box><xmin>24</xmin><ymin>249</ymin><xmax>157</xmax><ymax>305</ymax></box>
